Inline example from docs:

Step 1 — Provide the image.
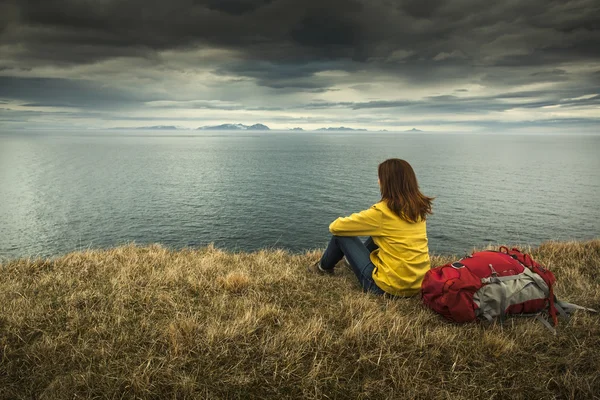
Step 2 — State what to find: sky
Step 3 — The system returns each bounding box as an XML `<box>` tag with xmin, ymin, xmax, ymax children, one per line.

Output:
<box><xmin>0</xmin><ymin>0</ymin><xmax>599</xmax><ymax>132</ymax></box>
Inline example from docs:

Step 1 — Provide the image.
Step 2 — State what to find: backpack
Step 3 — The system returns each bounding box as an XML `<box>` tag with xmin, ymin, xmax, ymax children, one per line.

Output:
<box><xmin>421</xmin><ymin>246</ymin><xmax>595</xmax><ymax>333</ymax></box>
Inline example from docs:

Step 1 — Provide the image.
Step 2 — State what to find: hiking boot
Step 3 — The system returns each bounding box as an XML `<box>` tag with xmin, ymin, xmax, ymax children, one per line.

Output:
<box><xmin>307</xmin><ymin>260</ymin><xmax>334</xmax><ymax>275</ymax></box>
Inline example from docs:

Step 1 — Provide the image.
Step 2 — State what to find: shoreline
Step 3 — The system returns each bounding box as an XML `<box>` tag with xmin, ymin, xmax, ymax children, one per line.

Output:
<box><xmin>2</xmin><ymin>237</ymin><xmax>599</xmax><ymax>264</ymax></box>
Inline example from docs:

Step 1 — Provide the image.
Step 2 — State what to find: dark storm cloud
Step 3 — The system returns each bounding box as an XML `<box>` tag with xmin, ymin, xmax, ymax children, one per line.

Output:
<box><xmin>2</xmin><ymin>0</ymin><xmax>371</xmax><ymax>68</ymax></box>
<box><xmin>0</xmin><ymin>0</ymin><xmax>598</xmax><ymax>129</ymax></box>
<box><xmin>400</xmin><ymin>0</ymin><xmax>444</xmax><ymax>19</ymax></box>
<box><xmin>290</xmin><ymin>9</ymin><xmax>362</xmax><ymax>48</ymax></box>
<box><xmin>213</xmin><ymin>59</ymin><xmax>356</xmax><ymax>89</ymax></box>
<box><xmin>5</xmin><ymin>0</ymin><xmax>595</xmax><ymax>64</ymax></box>
<box><xmin>0</xmin><ymin>76</ymin><xmax>149</xmax><ymax>108</ymax></box>
<box><xmin>207</xmin><ymin>0</ymin><xmax>274</xmax><ymax>15</ymax></box>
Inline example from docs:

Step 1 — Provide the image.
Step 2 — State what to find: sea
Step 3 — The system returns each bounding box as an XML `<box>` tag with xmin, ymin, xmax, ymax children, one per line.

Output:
<box><xmin>0</xmin><ymin>130</ymin><xmax>598</xmax><ymax>261</ymax></box>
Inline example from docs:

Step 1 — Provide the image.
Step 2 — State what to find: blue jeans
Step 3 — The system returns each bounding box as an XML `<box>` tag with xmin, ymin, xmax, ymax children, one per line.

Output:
<box><xmin>320</xmin><ymin>236</ymin><xmax>386</xmax><ymax>295</ymax></box>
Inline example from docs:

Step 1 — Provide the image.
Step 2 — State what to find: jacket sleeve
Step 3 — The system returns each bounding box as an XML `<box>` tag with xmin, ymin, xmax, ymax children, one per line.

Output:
<box><xmin>329</xmin><ymin>206</ymin><xmax>383</xmax><ymax>236</ymax></box>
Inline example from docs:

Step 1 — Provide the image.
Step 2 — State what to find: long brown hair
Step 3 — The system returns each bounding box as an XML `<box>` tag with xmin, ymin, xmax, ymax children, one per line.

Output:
<box><xmin>378</xmin><ymin>158</ymin><xmax>434</xmax><ymax>223</ymax></box>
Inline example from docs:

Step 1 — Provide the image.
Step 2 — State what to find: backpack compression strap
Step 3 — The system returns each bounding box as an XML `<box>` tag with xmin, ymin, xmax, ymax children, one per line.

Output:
<box><xmin>501</xmin><ymin>247</ymin><xmax>560</xmax><ymax>326</ymax></box>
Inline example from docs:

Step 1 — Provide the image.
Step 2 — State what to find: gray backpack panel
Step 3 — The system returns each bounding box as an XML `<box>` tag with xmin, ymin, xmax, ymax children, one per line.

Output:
<box><xmin>473</xmin><ymin>267</ymin><xmax>549</xmax><ymax>321</ymax></box>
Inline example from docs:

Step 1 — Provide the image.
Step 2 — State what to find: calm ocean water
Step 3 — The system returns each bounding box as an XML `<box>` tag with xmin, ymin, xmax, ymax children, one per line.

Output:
<box><xmin>0</xmin><ymin>130</ymin><xmax>598</xmax><ymax>260</ymax></box>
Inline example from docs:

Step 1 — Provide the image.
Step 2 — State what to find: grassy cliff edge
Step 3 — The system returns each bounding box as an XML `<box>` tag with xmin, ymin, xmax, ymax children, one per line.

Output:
<box><xmin>1</xmin><ymin>240</ymin><xmax>599</xmax><ymax>399</ymax></box>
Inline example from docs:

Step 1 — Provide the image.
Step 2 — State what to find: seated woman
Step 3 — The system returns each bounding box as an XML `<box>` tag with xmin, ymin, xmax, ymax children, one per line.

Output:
<box><xmin>310</xmin><ymin>158</ymin><xmax>434</xmax><ymax>297</ymax></box>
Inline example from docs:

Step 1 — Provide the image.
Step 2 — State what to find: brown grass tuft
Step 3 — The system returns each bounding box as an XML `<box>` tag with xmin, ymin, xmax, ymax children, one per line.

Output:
<box><xmin>0</xmin><ymin>240</ymin><xmax>599</xmax><ymax>399</ymax></box>
<box><xmin>219</xmin><ymin>271</ymin><xmax>252</xmax><ymax>294</ymax></box>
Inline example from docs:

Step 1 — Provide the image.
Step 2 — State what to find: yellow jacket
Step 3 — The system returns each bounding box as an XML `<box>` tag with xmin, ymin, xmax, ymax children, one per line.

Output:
<box><xmin>329</xmin><ymin>201</ymin><xmax>430</xmax><ymax>297</ymax></box>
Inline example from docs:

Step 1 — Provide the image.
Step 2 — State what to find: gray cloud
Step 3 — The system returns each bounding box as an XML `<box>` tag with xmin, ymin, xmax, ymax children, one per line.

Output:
<box><xmin>214</xmin><ymin>59</ymin><xmax>358</xmax><ymax>90</ymax></box>
<box><xmin>290</xmin><ymin>7</ymin><xmax>363</xmax><ymax>49</ymax></box>
<box><xmin>207</xmin><ymin>0</ymin><xmax>274</xmax><ymax>15</ymax></box>
<box><xmin>4</xmin><ymin>1</ymin><xmax>597</xmax><ymax>65</ymax></box>
<box><xmin>298</xmin><ymin>91</ymin><xmax>600</xmax><ymax>114</ymax></box>
<box><xmin>0</xmin><ymin>76</ymin><xmax>150</xmax><ymax>108</ymax></box>
<box><xmin>0</xmin><ymin>0</ymin><xmax>598</xmax><ymax>129</ymax></box>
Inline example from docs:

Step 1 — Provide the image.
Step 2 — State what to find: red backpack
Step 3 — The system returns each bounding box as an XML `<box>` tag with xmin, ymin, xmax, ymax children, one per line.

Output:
<box><xmin>421</xmin><ymin>246</ymin><xmax>594</xmax><ymax>331</ymax></box>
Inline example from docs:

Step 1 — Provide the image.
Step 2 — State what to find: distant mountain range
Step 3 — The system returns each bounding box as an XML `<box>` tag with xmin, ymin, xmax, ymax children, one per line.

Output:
<box><xmin>107</xmin><ymin>124</ymin><xmax>388</xmax><ymax>132</ymax></box>
<box><xmin>197</xmin><ymin>123</ymin><xmax>270</xmax><ymax>131</ymax></box>
<box><xmin>316</xmin><ymin>126</ymin><xmax>368</xmax><ymax>131</ymax></box>
<box><xmin>195</xmin><ymin>124</ymin><xmax>370</xmax><ymax>131</ymax></box>
<box><xmin>405</xmin><ymin>128</ymin><xmax>423</xmax><ymax>132</ymax></box>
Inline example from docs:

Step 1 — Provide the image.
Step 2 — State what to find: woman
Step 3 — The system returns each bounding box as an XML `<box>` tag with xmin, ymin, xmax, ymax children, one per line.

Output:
<box><xmin>310</xmin><ymin>158</ymin><xmax>434</xmax><ymax>297</ymax></box>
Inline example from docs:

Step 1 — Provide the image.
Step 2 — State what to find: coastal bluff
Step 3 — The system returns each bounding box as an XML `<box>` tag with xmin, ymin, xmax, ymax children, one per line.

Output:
<box><xmin>1</xmin><ymin>240</ymin><xmax>598</xmax><ymax>398</ymax></box>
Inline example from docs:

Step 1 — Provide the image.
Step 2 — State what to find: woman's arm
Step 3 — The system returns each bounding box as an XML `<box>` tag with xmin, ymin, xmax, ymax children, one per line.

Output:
<box><xmin>329</xmin><ymin>205</ymin><xmax>383</xmax><ymax>237</ymax></box>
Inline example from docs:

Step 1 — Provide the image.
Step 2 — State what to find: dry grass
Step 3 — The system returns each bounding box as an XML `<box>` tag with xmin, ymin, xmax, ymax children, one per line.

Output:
<box><xmin>1</xmin><ymin>240</ymin><xmax>599</xmax><ymax>399</ymax></box>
